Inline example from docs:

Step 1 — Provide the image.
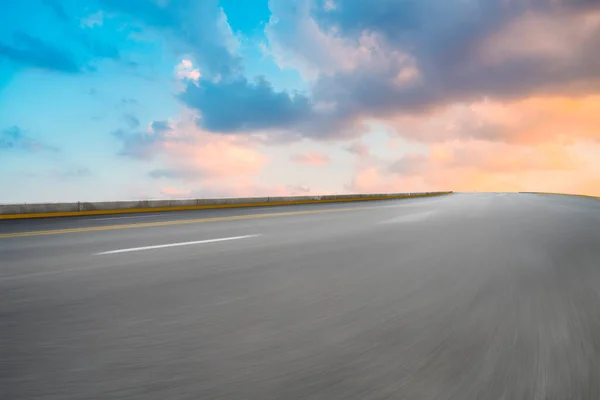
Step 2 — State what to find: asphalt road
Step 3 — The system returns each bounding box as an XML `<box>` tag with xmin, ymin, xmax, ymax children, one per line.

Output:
<box><xmin>2</xmin><ymin>193</ymin><xmax>600</xmax><ymax>399</ymax></box>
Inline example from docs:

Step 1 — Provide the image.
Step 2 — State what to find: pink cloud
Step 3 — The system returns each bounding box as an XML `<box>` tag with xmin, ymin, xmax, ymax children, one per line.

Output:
<box><xmin>134</xmin><ymin>113</ymin><xmax>273</xmax><ymax>198</ymax></box>
<box><xmin>149</xmin><ymin>113</ymin><xmax>268</xmax><ymax>179</ymax></box>
<box><xmin>150</xmin><ymin>95</ymin><xmax>600</xmax><ymax>198</ymax></box>
<box><xmin>163</xmin><ymin>137</ymin><xmax>267</xmax><ymax>179</ymax></box>
<box><xmin>348</xmin><ymin>139</ymin><xmax>600</xmax><ymax>196</ymax></box>
<box><xmin>168</xmin><ymin>4</ymin><xmax>600</xmax><ymax>199</ymax></box>
<box><xmin>385</xmin><ymin>95</ymin><xmax>600</xmax><ymax>146</ymax></box>
<box><xmin>145</xmin><ymin>115</ymin><xmax>342</xmax><ymax>198</ymax></box>
<box><xmin>160</xmin><ymin>187</ymin><xmax>192</xmax><ymax>198</ymax></box>
<box><xmin>347</xmin><ymin>165</ymin><xmax>433</xmax><ymax>194</ymax></box>
<box><xmin>175</xmin><ymin>59</ymin><xmax>201</xmax><ymax>82</ymax></box>
<box><xmin>290</xmin><ymin>151</ymin><xmax>330</xmax><ymax>166</ymax></box>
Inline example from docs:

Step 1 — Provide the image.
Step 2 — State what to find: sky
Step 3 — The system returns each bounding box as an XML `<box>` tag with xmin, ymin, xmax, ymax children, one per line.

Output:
<box><xmin>1</xmin><ymin>0</ymin><xmax>599</xmax><ymax>203</ymax></box>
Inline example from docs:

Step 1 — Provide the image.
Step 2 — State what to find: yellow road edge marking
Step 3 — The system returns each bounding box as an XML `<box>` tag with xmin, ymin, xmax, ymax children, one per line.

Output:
<box><xmin>0</xmin><ymin>197</ymin><xmax>448</xmax><ymax>239</ymax></box>
<box><xmin>0</xmin><ymin>193</ymin><xmax>452</xmax><ymax>220</ymax></box>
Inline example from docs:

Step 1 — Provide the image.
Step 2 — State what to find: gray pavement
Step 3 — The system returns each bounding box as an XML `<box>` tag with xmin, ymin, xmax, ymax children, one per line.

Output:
<box><xmin>2</xmin><ymin>193</ymin><xmax>600</xmax><ymax>399</ymax></box>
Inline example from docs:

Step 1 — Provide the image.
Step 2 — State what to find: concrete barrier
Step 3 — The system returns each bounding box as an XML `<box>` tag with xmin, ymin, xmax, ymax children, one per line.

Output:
<box><xmin>0</xmin><ymin>192</ymin><xmax>453</xmax><ymax>219</ymax></box>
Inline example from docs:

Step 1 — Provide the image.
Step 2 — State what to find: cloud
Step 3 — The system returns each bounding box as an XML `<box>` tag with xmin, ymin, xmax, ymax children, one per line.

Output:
<box><xmin>259</xmin><ymin>0</ymin><xmax>600</xmax><ymax>140</ymax></box>
<box><xmin>346</xmin><ymin>165</ymin><xmax>430</xmax><ymax>194</ymax></box>
<box><xmin>0</xmin><ymin>32</ymin><xmax>81</xmax><ymax>73</ymax></box>
<box><xmin>175</xmin><ymin>59</ymin><xmax>201</xmax><ymax>82</ymax></box>
<box><xmin>286</xmin><ymin>184</ymin><xmax>312</xmax><ymax>194</ymax></box>
<box><xmin>98</xmin><ymin>0</ymin><xmax>242</xmax><ymax>78</ymax></box>
<box><xmin>390</xmin><ymin>142</ymin><xmax>580</xmax><ymax>177</ymax></box>
<box><xmin>114</xmin><ymin>113</ymin><xmax>269</xmax><ymax>189</ymax></box>
<box><xmin>341</xmin><ymin>90</ymin><xmax>600</xmax><ymax>196</ymax></box>
<box><xmin>265</xmin><ymin>0</ymin><xmax>367</xmax><ymax>79</ymax></box>
<box><xmin>387</xmin><ymin>95</ymin><xmax>600</xmax><ymax>144</ymax></box>
<box><xmin>0</xmin><ymin>126</ymin><xmax>60</xmax><ymax>153</ymax></box>
<box><xmin>324</xmin><ymin>0</ymin><xmax>336</xmax><ymax>12</ymax></box>
<box><xmin>123</xmin><ymin>114</ymin><xmax>140</xmax><ymax>128</ymax></box>
<box><xmin>148</xmin><ymin>169</ymin><xmax>198</xmax><ymax>180</ymax></box>
<box><xmin>139</xmin><ymin>114</ymin><xmax>303</xmax><ymax>198</ymax></box>
<box><xmin>290</xmin><ymin>151</ymin><xmax>330</xmax><ymax>166</ymax></box>
<box><xmin>150</xmin><ymin>120</ymin><xmax>171</xmax><ymax>134</ymax></box>
<box><xmin>23</xmin><ymin>0</ymin><xmax>600</xmax><ymax>147</ymax></box>
<box><xmin>113</xmin><ymin>121</ymin><xmax>174</xmax><ymax>160</ymax></box>
<box><xmin>160</xmin><ymin>187</ymin><xmax>192</xmax><ymax>197</ymax></box>
<box><xmin>9</xmin><ymin>0</ymin><xmax>599</xmax><ymax>200</ymax></box>
<box><xmin>179</xmin><ymin>76</ymin><xmax>312</xmax><ymax>132</ymax></box>
<box><xmin>161</xmin><ymin>133</ymin><xmax>267</xmax><ymax>179</ymax></box>
<box><xmin>346</xmin><ymin>141</ymin><xmax>369</xmax><ymax>157</ymax></box>
<box><xmin>34</xmin><ymin>2</ymin><xmax>119</xmax><ymax>65</ymax></box>
<box><xmin>347</xmin><ymin>138</ymin><xmax>599</xmax><ymax>195</ymax></box>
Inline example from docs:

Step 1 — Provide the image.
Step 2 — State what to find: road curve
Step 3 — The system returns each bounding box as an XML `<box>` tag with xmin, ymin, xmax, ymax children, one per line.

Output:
<box><xmin>2</xmin><ymin>193</ymin><xmax>600</xmax><ymax>399</ymax></box>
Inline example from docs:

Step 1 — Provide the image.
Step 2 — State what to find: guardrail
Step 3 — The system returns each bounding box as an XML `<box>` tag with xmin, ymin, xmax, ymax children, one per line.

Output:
<box><xmin>0</xmin><ymin>192</ymin><xmax>454</xmax><ymax>220</ymax></box>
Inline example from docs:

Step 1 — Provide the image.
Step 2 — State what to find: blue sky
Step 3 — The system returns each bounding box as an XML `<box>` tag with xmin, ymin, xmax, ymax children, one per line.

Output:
<box><xmin>1</xmin><ymin>0</ymin><xmax>600</xmax><ymax>203</ymax></box>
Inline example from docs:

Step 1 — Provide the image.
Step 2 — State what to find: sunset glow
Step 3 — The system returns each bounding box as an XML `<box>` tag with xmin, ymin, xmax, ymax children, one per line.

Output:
<box><xmin>1</xmin><ymin>1</ymin><xmax>599</xmax><ymax>202</ymax></box>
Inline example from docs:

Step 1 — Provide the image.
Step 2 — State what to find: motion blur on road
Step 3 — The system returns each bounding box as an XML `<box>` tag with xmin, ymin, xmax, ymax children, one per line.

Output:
<box><xmin>2</xmin><ymin>193</ymin><xmax>600</xmax><ymax>399</ymax></box>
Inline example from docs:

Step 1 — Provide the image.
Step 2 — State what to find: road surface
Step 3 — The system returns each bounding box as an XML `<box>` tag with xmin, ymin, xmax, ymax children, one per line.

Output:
<box><xmin>2</xmin><ymin>193</ymin><xmax>600</xmax><ymax>399</ymax></box>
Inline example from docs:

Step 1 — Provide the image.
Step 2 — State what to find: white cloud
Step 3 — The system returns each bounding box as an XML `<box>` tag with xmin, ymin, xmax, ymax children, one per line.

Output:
<box><xmin>216</xmin><ymin>7</ymin><xmax>242</xmax><ymax>54</ymax></box>
<box><xmin>175</xmin><ymin>59</ymin><xmax>201</xmax><ymax>82</ymax></box>
<box><xmin>265</xmin><ymin>0</ymin><xmax>419</xmax><ymax>81</ymax></box>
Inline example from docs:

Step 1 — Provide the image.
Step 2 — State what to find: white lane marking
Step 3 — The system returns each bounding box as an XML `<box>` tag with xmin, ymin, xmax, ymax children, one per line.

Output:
<box><xmin>380</xmin><ymin>210</ymin><xmax>437</xmax><ymax>224</ymax></box>
<box><xmin>0</xmin><ymin>235</ymin><xmax>260</xmax><ymax>281</ymax></box>
<box><xmin>95</xmin><ymin>234</ymin><xmax>261</xmax><ymax>255</ymax></box>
